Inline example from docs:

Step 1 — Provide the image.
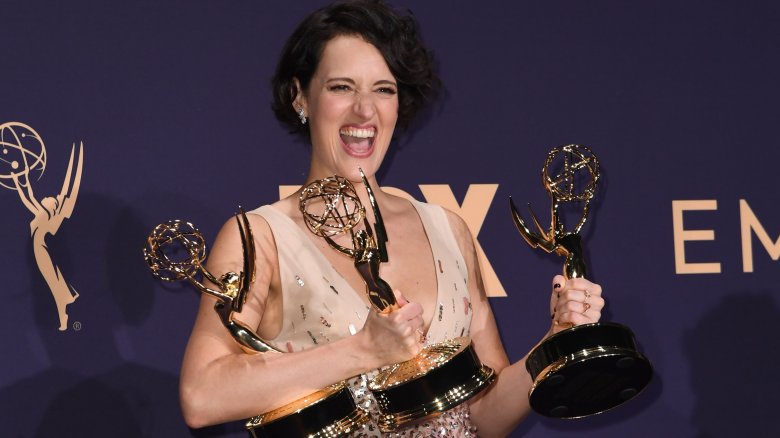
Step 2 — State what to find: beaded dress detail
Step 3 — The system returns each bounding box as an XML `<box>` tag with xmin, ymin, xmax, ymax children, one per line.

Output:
<box><xmin>249</xmin><ymin>200</ymin><xmax>476</xmax><ymax>437</ymax></box>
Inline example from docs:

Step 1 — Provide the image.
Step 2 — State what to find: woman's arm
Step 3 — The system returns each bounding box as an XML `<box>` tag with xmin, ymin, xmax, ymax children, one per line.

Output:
<box><xmin>443</xmin><ymin>209</ymin><xmax>603</xmax><ymax>437</ymax></box>
<box><xmin>178</xmin><ymin>213</ymin><xmax>424</xmax><ymax>428</ymax></box>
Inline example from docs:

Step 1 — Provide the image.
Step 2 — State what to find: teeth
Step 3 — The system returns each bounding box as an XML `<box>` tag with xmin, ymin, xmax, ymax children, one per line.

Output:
<box><xmin>339</xmin><ymin>127</ymin><xmax>375</xmax><ymax>138</ymax></box>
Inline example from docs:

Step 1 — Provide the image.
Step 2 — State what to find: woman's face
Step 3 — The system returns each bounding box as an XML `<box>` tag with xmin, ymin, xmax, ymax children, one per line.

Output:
<box><xmin>296</xmin><ymin>35</ymin><xmax>399</xmax><ymax>183</ymax></box>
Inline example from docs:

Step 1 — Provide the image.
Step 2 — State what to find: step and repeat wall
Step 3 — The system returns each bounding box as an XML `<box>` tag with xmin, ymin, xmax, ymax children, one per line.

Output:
<box><xmin>1</xmin><ymin>1</ymin><xmax>778</xmax><ymax>436</ymax></box>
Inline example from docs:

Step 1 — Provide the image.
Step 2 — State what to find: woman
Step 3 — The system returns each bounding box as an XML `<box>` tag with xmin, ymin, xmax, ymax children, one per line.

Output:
<box><xmin>180</xmin><ymin>1</ymin><xmax>604</xmax><ymax>436</ymax></box>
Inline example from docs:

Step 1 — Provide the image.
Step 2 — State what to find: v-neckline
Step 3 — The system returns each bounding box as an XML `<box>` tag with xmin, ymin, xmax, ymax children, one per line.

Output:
<box><xmin>264</xmin><ymin>200</ymin><xmax>441</xmax><ymax>335</ymax></box>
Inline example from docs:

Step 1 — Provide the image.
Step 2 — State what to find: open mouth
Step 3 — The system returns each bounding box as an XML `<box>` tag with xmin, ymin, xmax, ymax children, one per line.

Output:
<box><xmin>339</xmin><ymin>126</ymin><xmax>375</xmax><ymax>157</ymax></box>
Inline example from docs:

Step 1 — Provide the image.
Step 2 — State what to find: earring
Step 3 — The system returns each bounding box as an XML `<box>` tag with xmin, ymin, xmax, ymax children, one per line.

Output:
<box><xmin>297</xmin><ymin>107</ymin><xmax>307</xmax><ymax>125</ymax></box>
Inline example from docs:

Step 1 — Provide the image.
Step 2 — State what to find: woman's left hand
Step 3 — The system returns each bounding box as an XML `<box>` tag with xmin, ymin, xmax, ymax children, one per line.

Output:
<box><xmin>549</xmin><ymin>275</ymin><xmax>604</xmax><ymax>334</ymax></box>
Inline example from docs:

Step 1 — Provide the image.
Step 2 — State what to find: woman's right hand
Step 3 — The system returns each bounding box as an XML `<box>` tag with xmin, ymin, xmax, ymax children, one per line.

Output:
<box><xmin>358</xmin><ymin>290</ymin><xmax>424</xmax><ymax>367</ymax></box>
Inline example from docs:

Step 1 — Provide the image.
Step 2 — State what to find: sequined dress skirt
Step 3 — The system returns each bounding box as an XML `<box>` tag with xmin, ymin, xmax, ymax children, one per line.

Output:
<box><xmin>347</xmin><ymin>371</ymin><xmax>478</xmax><ymax>437</ymax></box>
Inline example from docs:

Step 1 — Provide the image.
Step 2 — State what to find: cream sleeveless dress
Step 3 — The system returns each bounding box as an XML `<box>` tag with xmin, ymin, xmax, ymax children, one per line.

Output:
<box><xmin>249</xmin><ymin>200</ymin><xmax>478</xmax><ymax>437</ymax></box>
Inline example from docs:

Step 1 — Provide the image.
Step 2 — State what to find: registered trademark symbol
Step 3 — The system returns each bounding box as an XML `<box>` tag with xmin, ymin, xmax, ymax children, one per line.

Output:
<box><xmin>73</xmin><ymin>321</ymin><xmax>82</xmax><ymax>331</ymax></box>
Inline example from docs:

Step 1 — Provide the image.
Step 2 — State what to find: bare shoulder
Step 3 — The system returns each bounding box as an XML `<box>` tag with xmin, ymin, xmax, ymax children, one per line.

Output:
<box><xmin>205</xmin><ymin>207</ymin><xmax>279</xmax><ymax>307</ymax></box>
<box><xmin>182</xmin><ymin>208</ymin><xmax>279</xmax><ymax>357</ymax></box>
<box><xmin>186</xmin><ymin>206</ymin><xmax>281</xmax><ymax>336</ymax></box>
<box><xmin>210</xmin><ymin>210</ymin><xmax>275</xmax><ymax>267</ymax></box>
<box><xmin>439</xmin><ymin>205</ymin><xmax>476</xmax><ymax>252</ymax></box>
<box><xmin>381</xmin><ymin>191</ymin><xmax>417</xmax><ymax>214</ymax></box>
<box><xmin>267</xmin><ymin>194</ymin><xmax>301</xmax><ymax>219</ymax></box>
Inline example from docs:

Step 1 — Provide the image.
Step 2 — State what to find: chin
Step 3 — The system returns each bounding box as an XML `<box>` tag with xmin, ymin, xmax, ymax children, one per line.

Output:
<box><xmin>337</xmin><ymin>162</ymin><xmax>377</xmax><ymax>183</ymax></box>
<box><xmin>336</xmin><ymin>154</ymin><xmax>384</xmax><ymax>183</ymax></box>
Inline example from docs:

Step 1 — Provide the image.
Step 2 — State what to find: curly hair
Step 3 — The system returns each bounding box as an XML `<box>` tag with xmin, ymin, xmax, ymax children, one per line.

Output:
<box><xmin>271</xmin><ymin>0</ymin><xmax>441</xmax><ymax>137</ymax></box>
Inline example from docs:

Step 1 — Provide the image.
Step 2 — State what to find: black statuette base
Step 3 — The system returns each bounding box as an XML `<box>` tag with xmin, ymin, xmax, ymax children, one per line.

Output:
<box><xmin>526</xmin><ymin>322</ymin><xmax>652</xmax><ymax>418</ymax></box>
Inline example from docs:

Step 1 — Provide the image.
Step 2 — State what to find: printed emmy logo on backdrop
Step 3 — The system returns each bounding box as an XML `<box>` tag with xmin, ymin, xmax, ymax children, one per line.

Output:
<box><xmin>0</xmin><ymin>122</ymin><xmax>84</xmax><ymax>331</ymax></box>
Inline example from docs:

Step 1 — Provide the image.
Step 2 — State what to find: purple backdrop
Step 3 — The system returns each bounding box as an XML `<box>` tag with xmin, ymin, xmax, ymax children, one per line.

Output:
<box><xmin>1</xmin><ymin>1</ymin><xmax>778</xmax><ymax>437</ymax></box>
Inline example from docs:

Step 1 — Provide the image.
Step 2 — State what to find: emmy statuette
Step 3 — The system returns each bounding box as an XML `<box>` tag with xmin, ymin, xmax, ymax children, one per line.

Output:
<box><xmin>510</xmin><ymin>145</ymin><xmax>652</xmax><ymax>418</ymax></box>
<box><xmin>143</xmin><ymin>210</ymin><xmax>369</xmax><ymax>437</ymax></box>
<box><xmin>299</xmin><ymin>171</ymin><xmax>496</xmax><ymax>432</ymax></box>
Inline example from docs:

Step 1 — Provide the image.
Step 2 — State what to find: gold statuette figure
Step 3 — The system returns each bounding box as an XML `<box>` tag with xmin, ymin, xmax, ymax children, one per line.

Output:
<box><xmin>510</xmin><ymin>144</ymin><xmax>652</xmax><ymax>418</ymax></box>
<box><xmin>1</xmin><ymin>122</ymin><xmax>83</xmax><ymax>331</ymax></box>
<box><xmin>300</xmin><ymin>171</ymin><xmax>496</xmax><ymax>432</ymax></box>
<box><xmin>144</xmin><ymin>210</ymin><xmax>369</xmax><ymax>437</ymax></box>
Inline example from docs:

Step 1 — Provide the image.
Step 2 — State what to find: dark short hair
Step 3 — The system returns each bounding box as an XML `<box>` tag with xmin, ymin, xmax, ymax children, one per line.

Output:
<box><xmin>271</xmin><ymin>0</ymin><xmax>441</xmax><ymax>137</ymax></box>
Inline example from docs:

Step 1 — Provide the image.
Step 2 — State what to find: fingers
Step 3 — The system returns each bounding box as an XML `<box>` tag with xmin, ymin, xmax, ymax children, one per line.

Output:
<box><xmin>550</xmin><ymin>277</ymin><xmax>605</xmax><ymax>330</ymax></box>
<box><xmin>393</xmin><ymin>289</ymin><xmax>409</xmax><ymax>307</ymax></box>
<box><xmin>551</xmin><ymin>275</ymin><xmax>566</xmax><ymax>293</ymax></box>
<box><xmin>390</xmin><ymin>289</ymin><xmax>423</xmax><ymax>326</ymax></box>
<box><xmin>389</xmin><ymin>302</ymin><xmax>424</xmax><ymax>335</ymax></box>
<box><xmin>558</xmin><ymin>278</ymin><xmax>602</xmax><ymax>297</ymax></box>
<box><xmin>371</xmin><ymin>291</ymin><xmax>425</xmax><ymax>353</ymax></box>
<box><xmin>554</xmin><ymin>300</ymin><xmax>603</xmax><ymax>324</ymax></box>
<box><xmin>362</xmin><ymin>310</ymin><xmax>422</xmax><ymax>364</ymax></box>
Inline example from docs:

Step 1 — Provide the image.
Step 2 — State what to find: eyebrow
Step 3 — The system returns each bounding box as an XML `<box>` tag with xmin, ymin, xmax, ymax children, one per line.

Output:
<box><xmin>325</xmin><ymin>77</ymin><xmax>398</xmax><ymax>87</ymax></box>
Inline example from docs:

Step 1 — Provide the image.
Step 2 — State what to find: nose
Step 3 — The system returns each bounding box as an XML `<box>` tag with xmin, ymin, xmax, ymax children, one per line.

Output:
<box><xmin>352</xmin><ymin>91</ymin><xmax>376</xmax><ymax>120</ymax></box>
